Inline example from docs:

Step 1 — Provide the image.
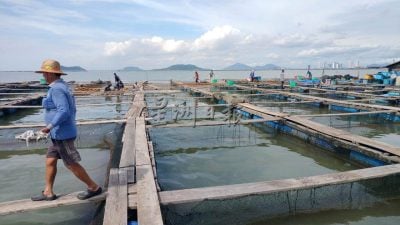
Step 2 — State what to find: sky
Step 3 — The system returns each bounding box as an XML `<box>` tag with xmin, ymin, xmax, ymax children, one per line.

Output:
<box><xmin>0</xmin><ymin>0</ymin><xmax>399</xmax><ymax>70</ymax></box>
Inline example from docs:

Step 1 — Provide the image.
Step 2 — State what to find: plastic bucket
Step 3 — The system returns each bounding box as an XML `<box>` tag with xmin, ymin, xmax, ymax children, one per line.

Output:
<box><xmin>289</xmin><ymin>80</ymin><xmax>297</xmax><ymax>87</ymax></box>
<box><xmin>211</xmin><ymin>79</ymin><xmax>218</xmax><ymax>83</ymax></box>
<box><xmin>226</xmin><ymin>80</ymin><xmax>235</xmax><ymax>86</ymax></box>
<box><xmin>396</xmin><ymin>77</ymin><xmax>400</xmax><ymax>86</ymax></box>
<box><xmin>364</xmin><ymin>74</ymin><xmax>373</xmax><ymax>80</ymax></box>
<box><xmin>40</xmin><ymin>78</ymin><xmax>47</xmax><ymax>85</ymax></box>
<box><xmin>383</xmin><ymin>79</ymin><xmax>391</xmax><ymax>85</ymax></box>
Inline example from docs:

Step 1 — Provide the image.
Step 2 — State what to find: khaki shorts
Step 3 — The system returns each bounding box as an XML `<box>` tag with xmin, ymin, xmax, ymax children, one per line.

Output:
<box><xmin>47</xmin><ymin>138</ymin><xmax>81</xmax><ymax>165</ymax></box>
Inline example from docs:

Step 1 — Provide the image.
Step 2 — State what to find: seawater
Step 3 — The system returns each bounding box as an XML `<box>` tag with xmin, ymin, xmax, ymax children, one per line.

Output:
<box><xmin>0</xmin><ymin>68</ymin><xmax>384</xmax><ymax>83</ymax></box>
<box><xmin>0</xmin><ymin>96</ymin><xmax>124</xmax><ymax>224</ymax></box>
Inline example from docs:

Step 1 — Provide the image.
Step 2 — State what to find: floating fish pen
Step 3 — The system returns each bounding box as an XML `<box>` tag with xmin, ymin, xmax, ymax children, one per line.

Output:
<box><xmin>0</xmin><ymin>80</ymin><xmax>400</xmax><ymax>225</ymax></box>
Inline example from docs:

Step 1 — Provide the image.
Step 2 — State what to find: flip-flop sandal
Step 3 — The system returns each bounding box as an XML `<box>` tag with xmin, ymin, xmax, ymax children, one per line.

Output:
<box><xmin>77</xmin><ymin>187</ymin><xmax>102</xmax><ymax>200</ymax></box>
<box><xmin>31</xmin><ymin>191</ymin><xmax>57</xmax><ymax>201</ymax></box>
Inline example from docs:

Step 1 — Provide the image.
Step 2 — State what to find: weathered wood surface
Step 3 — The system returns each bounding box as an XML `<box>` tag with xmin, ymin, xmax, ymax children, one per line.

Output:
<box><xmin>290</xmin><ymin>116</ymin><xmax>400</xmax><ymax>156</ymax></box>
<box><xmin>235</xmin><ymin>84</ymin><xmax>400</xmax><ymax>113</ymax></box>
<box><xmin>238</xmin><ymin>102</ymin><xmax>400</xmax><ymax>157</ymax></box>
<box><xmin>239</xmin><ymin>103</ymin><xmax>288</xmax><ymax>118</ymax></box>
<box><xmin>133</xmin><ymin>111</ymin><xmax>163</xmax><ymax>224</ymax></box>
<box><xmin>250</xmin><ymin>100</ymin><xmax>318</xmax><ymax>104</ymax></box>
<box><xmin>159</xmin><ymin>164</ymin><xmax>400</xmax><ymax>205</ymax></box>
<box><xmin>144</xmin><ymin>90</ymin><xmax>181</xmax><ymax>94</ymax></box>
<box><xmin>127</xmin><ymin>166</ymin><xmax>135</xmax><ymax>184</ymax></box>
<box><xmin>0</xmin><ymin>93</ymin><xmax>45</xmax><ymax>96</ymax></box>
<box><xmin>135</xmin><ymin>117</ymin><xmax>163</xmax><ymax>225</ymax></box>
<box><xmin>128</xmin><ymin>184</ymin><xmax>138</xmax><ymax>209</ymax></box>
<box><xmin>126</xmin><ymin>92</ymin><xmax>145</xmax><ymax>118</ymax></box>
<box><xmin>136</xmin><ymin>165</ymin><xmax>164</xmax><ymax>225</ymax></box>
<box><xmin>135</xmin><ymin>117</ymin><xmax>151</xmax><ymax>166</ymax></box>
<box><xmin>120</xmin><ymin>118</ymin><xmax>136</xmax><ymax>168</ymax></box>
<box><xmin>0</xmin><ymin>191</ymin><xmax>106</xmax><ymax>216</ymax></box>
<box><xmin>103</xmin><ymin>168</ymin><xmax>128</xmax><ymax>225</ymax></box>
<box><xmin>148</xmin><ymin>141</ymin><xmax>161</xmax><ymax>191</ymax></box>
<box><xmin>294</xmin><ymin>109</ymin><xmax>398</xmax><ymax>118</ymax></box>
<box><xmin>0</xmin><ymin>102</ymin><xmax>132</xmax><ymax>109</ymax></box>
<box><xmin>149</xmin><ymin>118</ymin><xmax>281</xmax><ymax>128</ymax></box>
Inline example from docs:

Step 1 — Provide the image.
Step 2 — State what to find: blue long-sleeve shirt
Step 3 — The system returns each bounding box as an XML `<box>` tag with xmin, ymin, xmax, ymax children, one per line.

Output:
<box><xmin>42</xmin><ymin>79</ymin><xmax>77</xmax><ymax>140</ymax></box>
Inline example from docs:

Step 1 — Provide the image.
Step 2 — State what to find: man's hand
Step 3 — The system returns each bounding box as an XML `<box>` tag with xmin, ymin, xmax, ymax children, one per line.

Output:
<box><xmin>41</xmin><ymin>127</ymin><xmax>51</xmax><ymax>134</ymax></box>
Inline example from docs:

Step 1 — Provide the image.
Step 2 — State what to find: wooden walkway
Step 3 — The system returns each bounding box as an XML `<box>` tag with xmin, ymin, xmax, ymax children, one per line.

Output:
<box><xmin>0</xmin><ymin>191</ymin><xmax>107</xmax><ymax>216</ymax></box>
<box><xmin>176</xmin><ymin>83</ymin><xmax>400</xmax><ymax>162</ymax></box>
<box><xmin>239</xmin><ymin>103</ymin><xmax>400</xmax><ymax>160</ymax></box>
<box><xmin>157</xmin><ymin>163</ymin><xmax>400</xmax><ymax>204</ymax></box>
<box><xmin>235</xmin><ymin>84</ymin><xmax>400</xmax><ymax>113</ymax></box>
<box><xmin>103</xmin><ymin>91</ymin><xmax>163</xmax><ymax>225</ymax></box>
<box><xmin>0</xmin><ymin>93</ymin><xmax>44</xmax><ymax>116</ymax></box>
<box><xmin>2</xmin><ymin>81</ymin><xmax>400</xmax><ymax>225</ymax></box>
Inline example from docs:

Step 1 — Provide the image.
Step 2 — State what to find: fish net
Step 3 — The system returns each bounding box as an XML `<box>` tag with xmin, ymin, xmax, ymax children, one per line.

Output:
<box><xmin>161</xmin><ymin>174</ymin><xmax>400</xmax><ymax>225</ymax></box>
<box><xmin>0</xmin><ymin>123</ymin><xmax>124</xmax><ymax>153</ymax></box>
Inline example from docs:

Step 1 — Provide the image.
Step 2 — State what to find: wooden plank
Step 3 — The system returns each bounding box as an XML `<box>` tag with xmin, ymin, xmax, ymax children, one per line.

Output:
<box><xmin>128</xmin><ymin>194</ymin><xmax>138</xmax><ymax>209</ymax></box>
<box><xmin>0</xmin><ymin>119</ymin><xmax>126</xmax><ymax>129</ymax></box>
<box><xmin>128</xmin><ymin>184</ymin><xmax>137</xmax><ymax>195</ymax></box>
<box><xmin>239</xmin><ymin>100</ymin><xmax>400</xmax><ymax>157</ymax></box>
<box><xmin>239</xmin><ymin>103</ymin><xmax>288</xmax><ymax>118</ymax></box>
<box><xmin>136</xmin><ymin>165</ymin><xmax>164</xmax><ymax>225</ymax></box>
<box><xmin>159</xmin><ymin>164</ymin><xmax>400</xmax><ymax>205</ymax></box>
<box><xmin>289</xmin><ymin>116</ymin><xmax>400</xmax><ymax>156</ymax></box>
<box><xmin>294</xmin><ymin>110</ymin><xmax>398</xmax><ymax>118</ymax></box>
<box><xmin>103</xmin><ymin>168</ymin><xmax>128</xmax><ymax>225</ymax></box>
<box><xmin>118</xmin><ymin>168</ymin><xmax>128</xmax><ymax>225</ymax></box>
<box><xmin>148</xmin><ymin>141</ymin><xmax>155</xmax><ymax>166</ymax></box>
<box><xmin>127</xmin><ymin>167</ymin><xmax>135</xmax><ymax>184</ymax></box>
<box><xmin>119</xmin><ymin>118</ymin><xmax>136</xmax><ymax>168</ymax></box>
<box><xmin>103</xmin><ymin>169</ymin><xmax>119</xmax><ymax>225</ymax></box>
<box><xmin>134</xmin><ymin>115</ymin><xmax>163</xmax><ymax>225</ymax></box>
<box><xmin>144</xmin><ymin>90</ymin><xmax>181</xmax><ymax>94</ymax></box>
<box><xmin>0</xmin><ymin>102</ymin><xmax>132</xmax><ymax>109</ymax></box>
<box><xmin>250</xmin><ymin>100</ymin><xmax>318</xmax><ymax>104</ymax></box>
<box><xmin>135</xmin><ymin>117</ymin><xmax>151</xmax><ymax>166</ymax></box>
<box><xmin>0</xmin><ymin>191</ymin><xmax>106</xmax><ymax>216</ymax></box>
<box><xmin>235</xmin><ymin>84</ymin><xmax>400</xmax><ymax>113</ymax></box>
<box><xmin>150</xmin><ymin>118</ymin><xmax>281</xmax><ymax>128</ymax></box>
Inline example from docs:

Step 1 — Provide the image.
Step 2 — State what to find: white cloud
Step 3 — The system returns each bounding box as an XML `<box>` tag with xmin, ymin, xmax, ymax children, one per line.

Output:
<box><xmin>192</xmin><ymin>25</ymin><xmax>241</xmax><ymax>50</ymax></box>
<box><xmin>1</xmin><ymin>0</ymin><xmax>400</xmax><ymax>70</ymax></box>
<box><xmin>266</xmin><ymin>53</ymin><xmax>279</xmax><ymax>59</ymax></box>
<box><xmin>142</xmin><ymin>36</ymin><xmax>187</xmax><ymax>52</ymax></box>
<box><xmin>104</xmin><ymin>41</ymin><xmax>132</xmax><ymax>56</ymax></box>
<box><xmin>104</xmin><ymin>25</ymin><xmax>244</xmax><ymax>56</ymax></box>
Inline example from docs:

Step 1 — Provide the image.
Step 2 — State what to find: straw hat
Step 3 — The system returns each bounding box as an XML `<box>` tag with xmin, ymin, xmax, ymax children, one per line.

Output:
<box><xmin>35</xmin><ymin>59</ymin><xmax>67</xmax><ymax>75</ymax></box>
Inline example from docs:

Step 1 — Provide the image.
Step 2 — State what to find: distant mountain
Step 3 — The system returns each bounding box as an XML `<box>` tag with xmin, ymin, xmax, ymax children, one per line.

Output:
<box><xmin>366</xmin><ymin>63</ymin><xmax>386</xmax><ymax>68</ymax></box>
<box><xmin>121</xmin><ymin>66</ymin><xmax>143</xmax><ymax>71</ymax></box>
<box><xmin>157</xmin><ymin>64</ymin><xmax>206</xmax><ymax>70</ymax></box>
<box><xmin>254</xmin><ymin>64</ymin><xmax>281</xmax><ymax>70</ymax></box>
<box><xmin>61</xmin><ymin>66</ymin><xmax>86</xmax><ymax>72</ymax></box>
<box><xmin>224</xmin><ymin>63</ymin><xmax>253</xmax><ymax>71</ymax></box>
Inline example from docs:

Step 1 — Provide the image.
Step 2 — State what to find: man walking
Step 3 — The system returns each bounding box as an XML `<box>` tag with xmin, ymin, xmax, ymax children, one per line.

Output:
<box><xmin>31</xmin><ymin>59</ymin><xmax>102</xmax><ymax>201</ymax></box>
<box><xmin>280</xmin><ymin>69</ymin><xmax>285</xmax><ymax>89</ymax></box>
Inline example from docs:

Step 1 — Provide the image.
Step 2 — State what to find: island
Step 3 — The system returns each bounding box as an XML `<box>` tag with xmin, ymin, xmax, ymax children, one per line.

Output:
<box><xmin>156</xmin><ymin>64</ymin><xmax>207</xmax><ymax>71</ymax></box>
<box><xmin>61</xmin><ymin>66</ymin><xmax>87</xmax><ymax>72</ymax></box>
